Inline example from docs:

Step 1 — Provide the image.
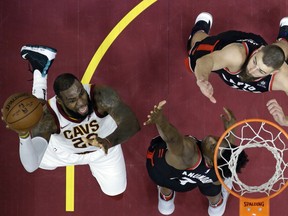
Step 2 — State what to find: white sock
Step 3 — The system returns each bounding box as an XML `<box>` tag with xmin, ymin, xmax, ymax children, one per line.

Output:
<box><xmin>32</xmin><ymin>70</ymin><xmax>48</xmax><ymax>100</ymax></box>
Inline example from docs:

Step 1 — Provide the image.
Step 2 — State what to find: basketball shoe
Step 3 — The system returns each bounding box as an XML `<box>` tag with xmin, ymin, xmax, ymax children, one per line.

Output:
<box><xmin>208</xmin><ymin>178</ymin><xmax>233</xmax><ymax>216</ymax></box>
<box><xmin>157</xmin><ymin>186</ymin><xmax>175</xmax><ymax>215</ymax></box>
<box><xmin>277</xmin><ymin>16</ymin><xmax>288</xmax><ymax>40</ymax></box>
<box><xmin>194</xmin><ymin>12</ymin><xmax>213</xmax><ymax>34</ymax></box>
<box><xmin>21</xmin><ymin>45</ymin><xmax>57</xmax><ymax>76</ymax></box>
<box><xmin>187</xmin><ymin>12</ymin><xmax>213</xmax><ymax>51</ymax></box>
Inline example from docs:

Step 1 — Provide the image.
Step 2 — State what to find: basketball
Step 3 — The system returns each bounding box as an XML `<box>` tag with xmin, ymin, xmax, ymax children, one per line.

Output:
<box><xmin>2</xmin><ymin>92</ymin><xmax>43</xmax><ymax>131</ymax></box>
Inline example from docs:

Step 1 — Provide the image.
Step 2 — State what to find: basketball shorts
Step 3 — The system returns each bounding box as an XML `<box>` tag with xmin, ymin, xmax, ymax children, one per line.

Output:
<box><xmin>40</xmin><ymin>141</ymin><xmax>126</xmax><ymax>196</ymax></box>
<box><xmin>146</xmin><ymin>137</ymin><xmax>221</xmax><ymax>196</ymax></box>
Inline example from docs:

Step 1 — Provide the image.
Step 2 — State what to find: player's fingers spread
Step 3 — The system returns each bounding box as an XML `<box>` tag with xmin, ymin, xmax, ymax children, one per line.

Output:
<box><xmin>266</xmin><ymin>103</ymin><xmax>275</xmax><ymax>111</ymax></box>
<box><xmin>210</xmin><ymin>96</ymin><xmax>216</xmax><ymax>104</ymax></box>
<box><xmin>81</xmin><ymin>137</ymin><xmax>96</xmax><ymax>146</ymax></box>
<box><xmin>158</xmin><ymin>100</ymin><xmax>166</xmax><ymax>109</ymax></box>
<box><xmin>272</xmin><ymin>110</ymin><xmax>283</xmax><ymax>117</ymax></box>
<box><xmin>269</xmin><ymin>106</ymin><xmax>281</xmax><ymax>114</ymax></box>
<box><xmin>81</xmin><ymin>137</ymin><xmax>89</xmax><ymax>144</ymax></box>
<box><xmin>266</xmin><ymin>99</ymin><xmax>277</xmax><ymax>106</ymax></box>
<box><xmin>224</xmin><ymin>107</ymin><xmax>234</xmax><ymax>119</ymax></box>
<box><xmin>143</xmin><ymin>120</ymin><xmax>150</xmax><ymax>125</ymax></box>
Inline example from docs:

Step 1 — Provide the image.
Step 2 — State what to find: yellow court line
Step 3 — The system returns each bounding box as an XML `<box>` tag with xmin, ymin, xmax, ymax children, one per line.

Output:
<box><xmin>66</xmin><ymin>0</ymin><xmax>157</xmax><ymax>212</ymax></box>
<box><xmin>81</xmin><ymin>0</ymin><xmax>158</xmax><ymax>84</ymax></box>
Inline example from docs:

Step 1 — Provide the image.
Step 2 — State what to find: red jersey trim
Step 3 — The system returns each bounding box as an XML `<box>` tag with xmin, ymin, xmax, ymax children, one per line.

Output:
<box><xmin>184</xmin><ymin>57</ymin><xmax>193</xmax><ymax>73</ymax></box>
<box><xmin>192</xmin><ymin>39</ymin><xmax>220</xmax><ymax>55</ymax></box>
<box><xmin>269</xmin><ymin>72</ymin><xmax>276</xmax><ymax>91</ymax></box>
<box><xmin>47</xmin><ymin>100</ymin><xmax>61</xmax><ymax>134</ymax></box>
<box><xmin>187</xmin><ymin>146</ymin><xmax>202</xmax><ymax>170</ymax></box>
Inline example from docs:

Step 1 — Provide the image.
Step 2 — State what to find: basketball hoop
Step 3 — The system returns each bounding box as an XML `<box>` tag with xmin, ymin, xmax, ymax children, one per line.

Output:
<box><xmin>214</xmin><ymin>118</ymin><xmax>288</xmax><ymax>216</ymax></box>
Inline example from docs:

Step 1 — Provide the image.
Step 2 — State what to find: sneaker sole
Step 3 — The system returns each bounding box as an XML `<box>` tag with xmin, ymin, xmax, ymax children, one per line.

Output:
<box><xmin>21</xmin><ymin>45</ymin><xmax>57</xmax><ymax>60</ymax></box>
<box><xmin>195</xmin><ymin>12</ymin><xmax>213</xmax><ymax>28</ymax></box>
<box><xmin>280</xmin><ymin>17</ymin><xmax>288</xmax><ymax>27</ymax></box>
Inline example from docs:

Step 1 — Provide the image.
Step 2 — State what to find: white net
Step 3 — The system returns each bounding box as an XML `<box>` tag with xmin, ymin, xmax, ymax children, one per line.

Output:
<box><xmin>217</xmin><ymin>120</ymin><xmax>288</xmax><ymax>197</ymax></box>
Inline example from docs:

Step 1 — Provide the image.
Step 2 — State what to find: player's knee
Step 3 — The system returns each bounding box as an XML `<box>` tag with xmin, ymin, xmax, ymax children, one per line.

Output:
<box><xmin>23</xmin><ymin>165</ymin><xmax>39</xmax><ymax>173</ymax></box>
<box><xmin>100</xmin><ymin>180</ymin><xmax>127</xmax><ymax>196</ymax></box>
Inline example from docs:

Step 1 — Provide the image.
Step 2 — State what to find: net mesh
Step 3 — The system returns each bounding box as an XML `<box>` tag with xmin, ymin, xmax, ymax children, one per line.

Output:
<box><xmin>217</xmin><ymin>120</ymin><xmax>288</xmax><ymax>197</ymax></box>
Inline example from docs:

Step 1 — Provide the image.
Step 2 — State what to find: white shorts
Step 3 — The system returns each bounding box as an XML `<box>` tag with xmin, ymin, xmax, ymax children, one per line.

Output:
<box><xmin>40</xmin><ymin>142</ymin><xmax>127</xmax><ymax>196</ymax></box>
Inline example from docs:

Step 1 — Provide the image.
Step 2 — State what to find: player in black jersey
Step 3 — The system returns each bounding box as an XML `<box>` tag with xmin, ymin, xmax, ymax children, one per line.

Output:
<box><xmin>186</xmin><ymin>12</ymin><xmax>288</xmax><ymax>103</ymax></box>
<box><xmin>144</xmin><ymin>101</ymin><xmax>248</xmax><ymax>216</ymax></box>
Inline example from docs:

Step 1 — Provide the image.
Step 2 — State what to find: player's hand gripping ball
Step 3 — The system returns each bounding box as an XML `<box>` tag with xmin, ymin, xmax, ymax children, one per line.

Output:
<box><xmin>2</xmin><ymin>93</ymin><xmax>43</xmax><ymax>131</ymax></box>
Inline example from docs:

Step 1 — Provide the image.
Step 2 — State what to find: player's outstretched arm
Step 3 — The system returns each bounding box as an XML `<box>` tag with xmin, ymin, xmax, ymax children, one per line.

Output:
<box><xmin>220</xmin><ymin>107</ymin><xmax>236</xmax><ymax>130</ymax></box>
<box><xmin>21</xmin><ymin>107</ymin><xmax>57</xmax><ymax>172</ymax></box>
<box><xmin>220</xmin><ymin>107</ymin><xmax>236</xmax><ymax>144</ymax></box>
<box><xmin>194</xmin><ymin>55</ymin><xmax>216</xmax><ymax>103</ymax></box>
<box><xmin>144</xmin><ymin>100</ymin><xmax>184</xmax><ymax>155</ymax></box>
<box><xmin>193</xmin><ymin>44</ymin><xmax>245</xmax><ymax>103</ymax></box>
<box><xmin>93</xmin><ymin>85</ymin><xmax>140</xmax><ymax>147</ymax></box>
<box><xmin>1</xmin><ymin>104</ymin><xmax>56</xmax><ymax>172</ymax></box>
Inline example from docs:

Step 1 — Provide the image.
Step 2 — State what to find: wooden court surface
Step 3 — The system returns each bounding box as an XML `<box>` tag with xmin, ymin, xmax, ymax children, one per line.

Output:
<box><xmin>0</xmin><ymin>0</ymin><xmax>288</xmax><ymax>215</ymax></box>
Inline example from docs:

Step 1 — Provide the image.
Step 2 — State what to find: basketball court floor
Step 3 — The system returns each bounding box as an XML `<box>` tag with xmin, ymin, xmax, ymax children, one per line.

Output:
<box><xmin>0</xmin><ymin>0</ymin><xmax>288</xmax><ymax>215</ymax></box>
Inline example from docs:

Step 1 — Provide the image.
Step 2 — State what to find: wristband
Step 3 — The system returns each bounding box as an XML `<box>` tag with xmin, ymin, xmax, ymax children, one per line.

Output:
<box><xmin>19</xmin><ymin>132</ymin><xmax>30</xmax><ymax>139</ymax></box>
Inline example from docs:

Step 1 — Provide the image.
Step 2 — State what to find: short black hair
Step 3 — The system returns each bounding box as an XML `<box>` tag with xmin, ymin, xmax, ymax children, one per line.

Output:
<box><xmin>53</xmin><ymin>73</ymin><xmax>80</xmax><ymax>97</ymax></box>
<box><xmin>217</xmin><ymin>144</ymin><xmax>249</xmax><ymax>178</ymax></box>
<box><xmin>262</xmin><ymin>45</ymin><xmax>285</xmax><ymax>69</ymax></box>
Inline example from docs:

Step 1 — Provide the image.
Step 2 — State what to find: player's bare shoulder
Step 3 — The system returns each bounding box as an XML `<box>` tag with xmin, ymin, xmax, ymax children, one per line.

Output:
<box><xmin>221</xmin><ymin>43</ymin><xmax>247</xmax><ymax>69</ymax></box>
<box><xmin>272</xmin><ymin>63</ymin><xmax>288</xmax><ymax>92</ymax></box>
<box><xmin>93</xmin><ymin>85</ymin><xmax>121</xmax><ymax>113</ymax></box>
<box><xmin>31</xmin><ymin>105</ymin><xmax>58</xmax><ymax>140</ymax></box>
<box><xmin>223</xmin><ymin>43</ymin><xmax>247</xmax><ymax>58</ymax></box>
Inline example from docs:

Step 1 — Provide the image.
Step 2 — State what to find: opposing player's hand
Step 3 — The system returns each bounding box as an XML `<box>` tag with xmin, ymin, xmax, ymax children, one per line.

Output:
<box><xmin>266</xmin><ymin>99</ymin><xmax>288</xmax><ymax>127</ymax></box>
<box><xmin>220</xmin><ymin>107</ymin><xmax>236</xmax><ymax>130</ymax></box>
<box><xmin>143</xmin><ymin>100</ymin><xmax>166</xmax><ymax>125</ymax></box>
<box><xmin>196</xmin><ymin>80</ymin><xmax>216</xmax><ymax>103</ymax></box>
<box><xmin>81</xmin><ymin>137</ymin><xmax>110</xmax><ymax>154</ymax></box>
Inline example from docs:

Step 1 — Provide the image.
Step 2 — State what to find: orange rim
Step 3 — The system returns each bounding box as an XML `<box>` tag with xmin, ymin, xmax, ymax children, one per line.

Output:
<box><xmin>214</xmin><ymin>118</ymin><xmax>288</xmax><ymax>200</ymax></box>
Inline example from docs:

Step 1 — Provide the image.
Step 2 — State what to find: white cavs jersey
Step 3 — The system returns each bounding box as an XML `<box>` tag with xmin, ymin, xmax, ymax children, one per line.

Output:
<box><xmin>47</xmin><ymin>84</ymin><xmax>117</xmax><ymax>154</ymax></box>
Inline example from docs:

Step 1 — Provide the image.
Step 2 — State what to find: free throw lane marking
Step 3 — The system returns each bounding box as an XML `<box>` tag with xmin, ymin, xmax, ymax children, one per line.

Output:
<box><xmin>65</xmin><ymin>0</ymin><xmax>157</xmax><ymax>211</ymax></box>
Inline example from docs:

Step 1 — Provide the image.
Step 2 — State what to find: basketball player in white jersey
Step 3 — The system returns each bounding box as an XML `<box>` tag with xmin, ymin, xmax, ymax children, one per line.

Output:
<box><xmin>4</xmin><ymin>45</ymin><xmax>140</xmax><ymax>196</ymax></box>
